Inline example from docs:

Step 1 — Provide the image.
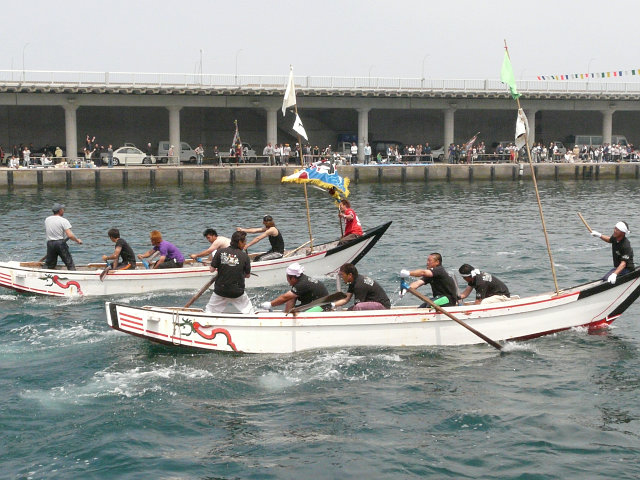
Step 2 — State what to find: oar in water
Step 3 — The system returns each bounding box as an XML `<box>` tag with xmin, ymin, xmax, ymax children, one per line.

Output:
<box><xmin>99</xmin><ymin>261</ymin><xmax>112</xmax><ymax>281</ymax></box>
<box><xmin>183</xmin><ymin>272</ymin><xmax>218</xmax><ymax>309</ymax></box>
<box><xmin>288</xmin><ymin>291</ymin><xmax>348</xmax><ymax>316</ymax></box>
<box><xmin>406</xmin><ymin>287</ymin><xmax>503</xmax><ymax>351</ymax></box>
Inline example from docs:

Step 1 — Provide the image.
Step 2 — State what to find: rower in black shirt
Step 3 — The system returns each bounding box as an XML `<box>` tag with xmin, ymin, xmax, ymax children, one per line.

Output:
<box><xmin>590</xmin><ymin>220</ymin><xmax>635</xmax><ymax>284</ymax></box>
<box><xmin>400</xmin><ymin>252</ymin><xmax>458</xmax><ymax>307</ymax></box>
<box><xmin>458</xmin><ymin>264</ymin><xmax>510</xmax><ymax>304</ymax></box>
<box><xmin>260</xmin><ymin>262</ymin><xmax>329</xmax><ymax>313</ymax></box>
<box><xmin>237</xmin><ymin>214</ymin><xmax>285</xmax><ymax>261</ymax></box>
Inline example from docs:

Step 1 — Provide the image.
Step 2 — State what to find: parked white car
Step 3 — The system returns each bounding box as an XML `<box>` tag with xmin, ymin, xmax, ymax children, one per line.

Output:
<box><xmin>102</xmin><ymin>146</ymin><xmax>156</xmax><ymax>166</ymax></box>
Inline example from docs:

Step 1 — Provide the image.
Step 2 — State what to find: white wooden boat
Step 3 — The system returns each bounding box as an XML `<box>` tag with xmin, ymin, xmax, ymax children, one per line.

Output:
<box><xmin>0</xmin><ymin>222</ymin><xmax>390</xmax><ymax>297</ymax></box>
<box><xmin>105</xmin><ymin>268</ymin><xmax>640</xmax><ymax>353</ymax></box>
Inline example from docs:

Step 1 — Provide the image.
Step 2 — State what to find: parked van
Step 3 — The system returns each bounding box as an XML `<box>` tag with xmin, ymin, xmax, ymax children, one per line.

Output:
<box><xmin>573</xmin><ymin>134</ymin><xmax>628</xmax><ymax>148</ymax></box>
<box><xmin>157</xmin><ymin>141</ymin><xmax>197</xmax><ymax>163</ymax></box>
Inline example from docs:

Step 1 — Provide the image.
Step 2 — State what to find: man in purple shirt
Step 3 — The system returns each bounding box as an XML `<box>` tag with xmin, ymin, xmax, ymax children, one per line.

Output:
<box><xmin>137</xmin><ymin>230</ymin><xmax>185</xmax><ymax>269</ymax></box>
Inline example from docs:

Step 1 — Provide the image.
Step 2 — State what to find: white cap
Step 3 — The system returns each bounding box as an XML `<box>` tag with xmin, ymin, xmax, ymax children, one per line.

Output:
<box><xmin>615</xmin><ymin>221</ymin><xmax>630</xmax><ymax>234</ymax></box>
<box><xmin>286</xmin><ymin>263</ymin><xmax>304</xmax><ymax>277</ymax></box>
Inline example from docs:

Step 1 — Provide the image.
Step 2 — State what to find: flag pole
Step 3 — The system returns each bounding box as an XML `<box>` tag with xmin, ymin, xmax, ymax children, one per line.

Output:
<box><xmin>285</xmin><ymin>66</ymin><xmax>314</xmax><ymax>252</ymax></box>
<box><xmin>504</xmin><ymin>40</ymin><xmax>559</xmax><ymax>295</ymax></box>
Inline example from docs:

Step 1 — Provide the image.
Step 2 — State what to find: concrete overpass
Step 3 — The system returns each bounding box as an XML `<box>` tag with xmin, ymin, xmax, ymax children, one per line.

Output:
<box><xmin>1</xmin><ymin>70</ymin><xmax>639</xmax><ymax>161</ymax></box>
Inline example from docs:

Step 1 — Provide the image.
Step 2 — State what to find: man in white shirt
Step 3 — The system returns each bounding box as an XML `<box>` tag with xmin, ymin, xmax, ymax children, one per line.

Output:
<box><xmin>350</xmin><ymin>142</ymin><xmax>358</xmax><ymax>164</ymax></box>
<box><xmin>44</xmin><ymin>203</ymin><xmax>83</xmax><ymax>270</ymax></box>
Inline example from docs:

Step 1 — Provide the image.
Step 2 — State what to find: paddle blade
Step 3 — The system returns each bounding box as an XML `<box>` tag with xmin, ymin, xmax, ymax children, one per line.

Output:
<box><xmin>399</xmin><ymin>279</ymin><xmax>410</xmax><ymax>298</ymax></box>
<box><xmin>141</xmin><ymin>258</ymin><xmax>150</xmax><ymax>269</ymax></box>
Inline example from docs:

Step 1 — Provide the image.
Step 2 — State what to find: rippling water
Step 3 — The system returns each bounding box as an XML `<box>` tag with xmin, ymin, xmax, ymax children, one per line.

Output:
<box><xmin>1</xmin><ymin>180</ymin><xmax>640</xmax><ymax>479</ymax></box>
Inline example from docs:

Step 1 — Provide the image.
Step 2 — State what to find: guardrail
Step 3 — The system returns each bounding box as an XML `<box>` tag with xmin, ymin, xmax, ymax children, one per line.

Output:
<box><xmin>1</xmin><ymin>70</ymin><xmax>640</xmax><ymax>94</ymax></box>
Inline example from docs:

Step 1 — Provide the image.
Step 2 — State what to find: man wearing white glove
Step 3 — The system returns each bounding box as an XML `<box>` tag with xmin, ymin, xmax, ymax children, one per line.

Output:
<box><xmin>400</xmin><ymin>253</ymin><xmax>458</xmax><ymax>307</ymax></box>
<box><xmin>260</xmin><ymin>262</ymin><xmax>328</xmax><ymax>313</ymax></box>
<box><xmin>590</xmin><ymin>221</ymin><xmax>634</xmax><ymax>284</ymax></box>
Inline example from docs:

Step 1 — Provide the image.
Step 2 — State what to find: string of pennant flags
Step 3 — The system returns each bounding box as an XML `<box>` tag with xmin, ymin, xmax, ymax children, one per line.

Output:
<box><xmin>537</xmin><ymin>69</ymin><xmax>640</xmax><ymax>81</ymax></box>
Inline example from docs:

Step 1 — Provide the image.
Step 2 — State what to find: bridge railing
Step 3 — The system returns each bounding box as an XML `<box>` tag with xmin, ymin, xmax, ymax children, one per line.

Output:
<box><xmin>1</xmin><ymin>70</ymin><xmax>640</xmax><ymax>94</ymax></box>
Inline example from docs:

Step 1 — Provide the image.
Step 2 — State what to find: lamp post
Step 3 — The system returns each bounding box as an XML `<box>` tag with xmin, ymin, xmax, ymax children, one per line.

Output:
<box><xmin>199</xmin><ymin>48</ymin><xmax>203</xmax><ymax>84</ymax></box>
<box><xmin>22</xmin><ymin>43</ymin><xmax>30</xmax><ymax>82</ymax></box>
<box><xmin>421</xmin><ymin>54</ymin><xmax>430</xmax><ymax>87</ymax></box>
<box><xmin>368</xmin><ymin>65</ymin><xmax>375</xmax><ymax>88</ymax></box>
<box><xmin>235</xmin><ymin>48</ymin><xmax>243</xmax><ymax>85</ymax></box>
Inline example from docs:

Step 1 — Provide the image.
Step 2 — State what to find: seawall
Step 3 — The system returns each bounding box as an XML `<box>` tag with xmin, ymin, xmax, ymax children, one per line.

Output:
<box><xmin>2</xmin><ymin>163</ymin><xmax>639</xmax><ymax>189</ymax></box>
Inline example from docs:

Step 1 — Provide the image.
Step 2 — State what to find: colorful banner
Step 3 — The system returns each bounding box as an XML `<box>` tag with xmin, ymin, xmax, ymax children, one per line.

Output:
<box><xmin>281</xmin><ymin>166</ymin><xmax>350</xmax><ymax>199</ymax></box>
<box><xmin>536</xmin><ymin>69</ymin><xmax>640</xmax><ymax>80</ymax></box>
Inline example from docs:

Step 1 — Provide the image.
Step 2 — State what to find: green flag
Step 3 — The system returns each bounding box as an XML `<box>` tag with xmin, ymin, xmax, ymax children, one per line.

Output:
<box><xmin>500</xmin><ymin>51</ymin><xmax>520</xmax><ymax>99</ymax></box>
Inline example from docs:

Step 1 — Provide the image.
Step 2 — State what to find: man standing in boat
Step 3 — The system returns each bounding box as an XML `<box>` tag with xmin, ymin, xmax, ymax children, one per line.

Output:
<box><xmin>137</xmin><ymin>231</ymin><xmax>185</xmax><ymax>269</ymax></box>
<box><xmin>205</xmin><ymin>230</ymin><xmax>253</xmax><ymax>314</ymax></box>
<box><xmin>457</xmin><ymin>264</ymin><xmax>510</xmax><ymax>304</ymax></box>
<box><xmin>260</xmin><ymin>263</ymin><xmax>329</xmax><ymax>313</ymax></box>
<box><xmin>400</xmin><ymin>253</ymin><xmax>458</xmax><ymax>307</ymax></box>
<box><xmin>237</xmin><ymin>215</ymin><xmax>284</xmax><ymax>261</ymax></box>
<box><xmin>590</xmin><ymin>221</ymin><xmax>635</xmax><ymax>284</ymax></box>
<box><xmin>332</xmin><ymin>263</ymin><xmax>390</xmax><ymax>311</ymax></box>
<box><xmin>338</xmin><ymin>199</ymin><xmax>363</xmax><ymax>245</ymax></box>
<box><xmin>189</xmin><ymin>229</ymin><xmax>231</xmax><ymax>264</ymax></box>
<box><xmin>44</xmin><ymin>203</ymin><xmax>83</xmax><ymax>270</ymax></box>
<box><xmin>101</xmin><ymin>228</ymin><xmax>136</xmax><ymax>271</ymax></box>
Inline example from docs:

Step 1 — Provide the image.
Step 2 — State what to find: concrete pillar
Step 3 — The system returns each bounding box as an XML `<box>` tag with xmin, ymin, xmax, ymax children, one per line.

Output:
<box><xmin>266</xmin><ymin>107</ymin><xmax>278</xmax><ymax>146</ymax></box>
<box><xmin>64</xmin><ymin>104</ymin><xmax>78</xmax><ymax>161</ymax></box>
<box><xmin>444</xmin><ymin>107</ymin><xmax>455</xmax><ymax>152</ymax></box>
<box><xmin>525</xmin><ymin>109</ymin><xmax>537</xmax><ymax>145</ymax></box>
<box><xmin>601</xmin><ymin>109</ymin><xmax>614</xmax><ymax>145</ymax></box>
<box><xmin>167</xmin><ymin>106</ymin><xmax>182</xmax><ymax>164</ymax></box>
<box><xmin>357</xmin><ymin>108</ymin><xmax>370</xmax><ymax>163</ymax></box>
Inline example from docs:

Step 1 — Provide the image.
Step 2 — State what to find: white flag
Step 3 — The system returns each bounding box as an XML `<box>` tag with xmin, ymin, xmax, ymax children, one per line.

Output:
<box><xmin>293</xmin><ymin>114</ymin><xmax>308</xmax><ymax>140</ymax></box>
<box><xmin>515</xmin><ymin>108</ymin><xmax>529</xmax><ymax>149</ymax></box>
<box><xmin>282</xmin><ymin>65</ymin><xmax>296</xmax><ymax>116</ymax></box>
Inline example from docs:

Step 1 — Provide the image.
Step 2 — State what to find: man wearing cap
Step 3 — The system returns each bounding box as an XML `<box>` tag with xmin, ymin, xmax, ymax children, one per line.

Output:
<box><xmin>44</xmin><ymin>203</ymin><xmax>83</xmax><ymax>270</ymax></box>
<box><xmin>205</xmin><ymin>230</ymin><xmax>253</xmax><ymax>314</ymax></box>
<box><xmin>260</xmin><ymin>263</ymin><xmax>329</xmax><ymax>312</ymax></box>
<box><xmin>590</xmin><ymin>221</ymin><xmax>635</xmax><ymax>284</ymax></box>
<box><xmin>237</xmin><ymin>215</ymin><xmax>284</xmax><ymax>261</ymax></box>
<box><xmin>399</xmin><ymin>252</ymin><xmax>457</xmax><ymax>307</ymax></box>
<box><xmin>457</xmin><ymin>264</ymin><xmax>510</xmax><ymax>304</ymax></box>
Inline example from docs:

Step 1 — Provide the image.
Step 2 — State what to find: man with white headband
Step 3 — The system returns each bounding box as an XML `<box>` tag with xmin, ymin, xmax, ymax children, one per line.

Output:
<box><xmin>260</xmin><ymin>262</ymin><xmax>328</xmax><ymax>313</ymax></box>
<box><xmin>457</xmin><ymin>264</ymin><xmax>510</xmax><ymax>304</ymax></box>
<box><xmin>590</xmin><ymin>221</ymin><xmax>634</xmax><ymax>284</ymax></box>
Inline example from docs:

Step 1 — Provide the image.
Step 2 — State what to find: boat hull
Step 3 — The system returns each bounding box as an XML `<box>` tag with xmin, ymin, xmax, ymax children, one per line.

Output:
<box><xmin>0</xmin><ymin>222</ymin><xmax>390</xmax><ymax>297</ymax></box>
<box><xmin>105</xmin><ymin>268</ymin><xmax>640</xmax><ymax>353</ymax></box>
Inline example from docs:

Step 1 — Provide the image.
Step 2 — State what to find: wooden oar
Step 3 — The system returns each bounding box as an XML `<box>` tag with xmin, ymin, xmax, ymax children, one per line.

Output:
<box><xmin>577</xmin><ymin>212</ymin><xmax>593</xmax><ymax>233</ymax></box>
<box><xmin>183</xmin><ymin>272</ymin><xmax>218</xmax><ymax>308</ymax></box>
<box><xmin>288</xmin><ymin>291</ymin><xmax>348</xmax><ymax>316</ymax></box>
<box><xmin>99</xmin><ymin>262</ymin><xmax>112</xmax><ymax>281</ymax></box>
<box><xmin>407</xmin><ymin>287</ymin><xmax>503</xmax><ymax>351</ymax></box>
<box><xmin>283</xmin><ymin>239</ymin><xmax>313</xmax><ymax>258</ymax></box>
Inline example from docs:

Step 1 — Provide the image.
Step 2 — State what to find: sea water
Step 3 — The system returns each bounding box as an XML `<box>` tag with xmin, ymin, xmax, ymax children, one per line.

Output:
<box><xmin>1</xmin><ymin>180</ymin><xmax>640</xmax><ymax>479</ymax></box>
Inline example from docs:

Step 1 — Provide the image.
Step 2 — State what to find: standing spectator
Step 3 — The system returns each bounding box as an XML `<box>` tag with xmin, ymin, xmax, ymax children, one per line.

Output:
<box><xmin>424</xmin><ymin>142</ymin><xmax>432</xmax><ymax>162</ymax></box>
<box><xmin>168</xmin><ymin>145</ymin><xmax>175</xmax><ymax>164</ymax></box>
<box><xmin>85</xmin><ymin>134</ymin><xmax>95</xmax><ymax>150</ymax></box>
<box><xmin>107</xmin><ymin>144</ymin><xmax>114</xmax><ymax>168</ymax></box>
<box><xmin>213</xmin><ymin>145</ymin><xmax>221</xmax><ymax>166</ymax></box>
<box><xmin>263</xmin><ymin>142</ymin><xmax>275</xmax><ymax>166</ymax></box>
<box><xmin>350</xmin><ymin>142</ymin><xmax>358</xmax><ymax>164</ymax></box>
<box><xmin>23</xmin><ymin>146</ymin><xmax>31</xmax><ymax>167</ymax></box>
<box><xmin>283</xmin><ymin>144</ymin><xmax>291</xmax><ymax>166</ymax></box>
<box><xmin>195</xmin><ymin>143</ymin><xmax>204</xmax><ymax>166</ymax></box>
<box><xmin>448</xmin><ymin>143</ymin><xmax>456</xmax><ymax>164</ymax></box>
<box><xmin>364</xmin><ymin>142</ymin><xmax>372</xmax><ymax>165</ymax></box>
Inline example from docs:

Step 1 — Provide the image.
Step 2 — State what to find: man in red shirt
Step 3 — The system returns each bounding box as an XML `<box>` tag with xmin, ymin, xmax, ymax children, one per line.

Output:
<box><xmin>338</xmin><ymin>199</ymin><xmax>363</xmax><ymax>245</ymax></box>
